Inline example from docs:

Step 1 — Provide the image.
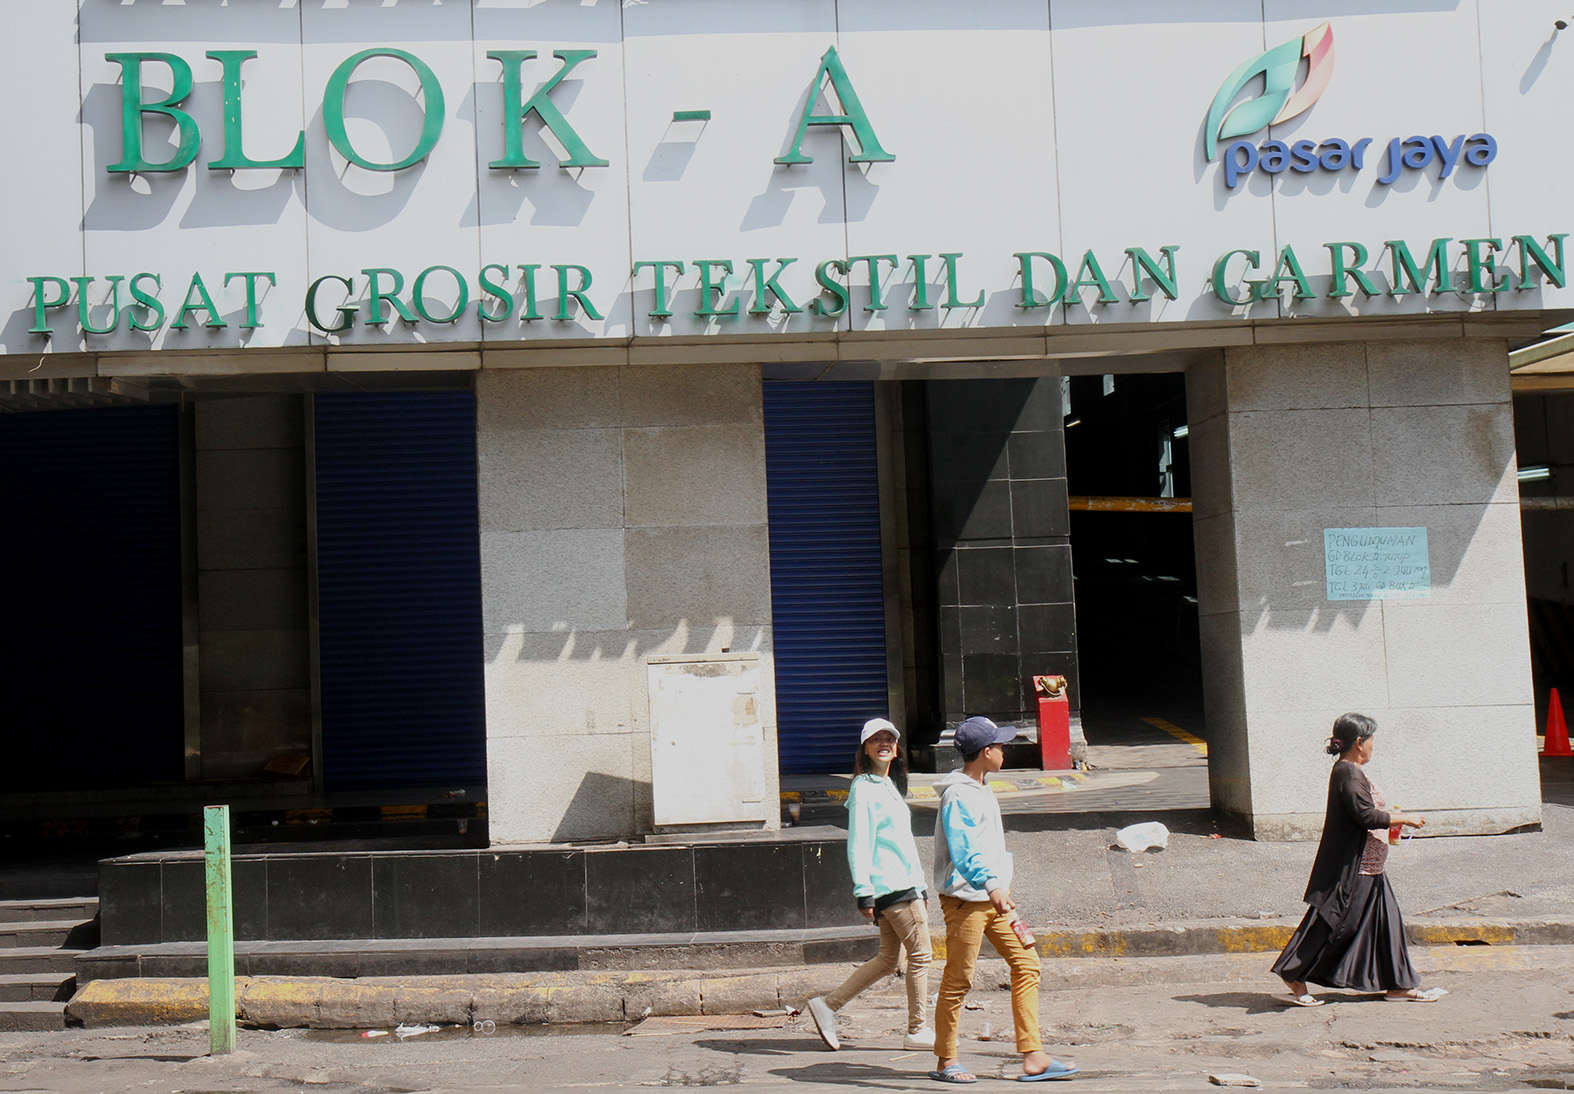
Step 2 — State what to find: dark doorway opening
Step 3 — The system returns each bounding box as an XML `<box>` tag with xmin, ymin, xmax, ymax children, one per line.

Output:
<box><xmin>1513</xmin><ymin>389</ymin><xmax>1574</xmax><ymax>741</ymax></box>
<box><xmin>1063</xmin><ymin>373</ymin><xmax>1204</xmax><ymax>748</ymax></box>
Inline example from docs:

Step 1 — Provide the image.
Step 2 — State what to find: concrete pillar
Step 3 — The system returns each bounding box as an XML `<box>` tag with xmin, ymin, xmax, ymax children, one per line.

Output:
<box><xmin>477</xmin><ymin>365</ymin><xmax>777</xmax><ymax>843</ymax></box>
<box><xmin>1188</xmin><ymin>340</ymin><xmax>1540</xmax><ymax>839</ymax></box>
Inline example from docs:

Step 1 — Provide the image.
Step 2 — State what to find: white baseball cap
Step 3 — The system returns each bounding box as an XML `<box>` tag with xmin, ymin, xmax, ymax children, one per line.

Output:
<box><xmin>859</xmin><ymin>717</ymin><xmax>899</xmax><ymax>745</ymax></box>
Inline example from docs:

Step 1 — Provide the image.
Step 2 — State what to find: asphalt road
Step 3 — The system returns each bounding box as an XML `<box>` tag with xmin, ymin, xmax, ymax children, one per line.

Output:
<box><xmin>5</xmin><ymin>946</ymin><xmax>1572</xmax><ymax>1093</ymax></box>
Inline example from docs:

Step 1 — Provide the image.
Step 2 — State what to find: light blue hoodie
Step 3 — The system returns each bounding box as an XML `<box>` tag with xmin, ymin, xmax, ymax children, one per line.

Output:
<box><xmin>845</xmin><ymin>773</ymin><xmax>926</xmax><ymax>902</ymax></box>
<box><xmin>933</xmin><ymin>768</ymin><xmax>1013</xmax><ymax>901</ymax></box>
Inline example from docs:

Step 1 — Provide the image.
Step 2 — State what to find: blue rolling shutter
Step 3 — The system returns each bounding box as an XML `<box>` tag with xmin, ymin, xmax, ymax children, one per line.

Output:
<box><xmin>763</xmin><ymin>382</ymin><xmax>888</xmax><ymax>774</ymax></box>
<box><xmin>0</xmin><ymin>405</ymin><xmax>182</xmax><ymax>790</ymax></box>
<box><xmin>312</xmin><ymin>392</ymin><xmax>485</xmax><ymax>791</ymax></box>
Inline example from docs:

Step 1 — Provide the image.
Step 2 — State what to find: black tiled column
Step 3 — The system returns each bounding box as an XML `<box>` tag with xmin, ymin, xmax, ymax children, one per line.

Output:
<box><xmin>928</xmin><ymin>379</ymin><xmax>1078</xmax><ymax>728</ymax></box>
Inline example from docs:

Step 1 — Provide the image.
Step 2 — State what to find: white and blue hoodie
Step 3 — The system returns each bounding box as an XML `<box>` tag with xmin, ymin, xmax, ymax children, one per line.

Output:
<box><xmin>932</xmin><ymin>769</ymin><xmax>1013</xmax><ymax>901</ymax></box>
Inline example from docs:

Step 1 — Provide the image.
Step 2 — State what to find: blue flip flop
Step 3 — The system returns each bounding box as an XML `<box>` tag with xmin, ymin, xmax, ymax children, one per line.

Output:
<box><xmin>929</xmin><ymin>1064</ymin><xmax>978</xmax><ymax>1084</ymax></box>
<box><xmin>1019</xmin><ymin>1059</ymin><xmax>1078</xmax><ymax>1082</ymax></box>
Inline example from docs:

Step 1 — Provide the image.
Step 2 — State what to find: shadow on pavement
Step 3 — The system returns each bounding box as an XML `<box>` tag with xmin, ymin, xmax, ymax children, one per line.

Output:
<box><xmin>693</xmin><ymin>1036</ymin><xmax>829</xmax><ymax>1056</ymax></box>
<box><xmin>1173</xmin><ymin>991</ymin><xmax>1300</xmax><ymax>1016</ymax></box>
<box><xmin>764</xmin><ymin>1060</ymin><xmax>921</xmax><ymax>1087</ymax></box>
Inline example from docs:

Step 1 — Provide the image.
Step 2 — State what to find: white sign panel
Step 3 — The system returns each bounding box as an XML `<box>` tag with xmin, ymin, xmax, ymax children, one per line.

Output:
<box><xmin>1324</xmin><ymin>527</ymin><xmax>1432</xmax><ymax>601</ymax></box>
<box><xmin>2</xmin><ymin>1</ymin><xmax>1569</xmax><ymax>355</ymax></box>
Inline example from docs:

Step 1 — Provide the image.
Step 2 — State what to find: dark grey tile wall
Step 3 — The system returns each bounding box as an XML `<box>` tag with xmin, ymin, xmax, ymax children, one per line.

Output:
<box><xmin>98</xmin><ymin>841</ymin><xmax>856</xmax><ymax>945</ymax></box>
<box><xmin>927</xmin><ymin>378</ymin><xmax>1079</xmax><ymax>727</ymax></box>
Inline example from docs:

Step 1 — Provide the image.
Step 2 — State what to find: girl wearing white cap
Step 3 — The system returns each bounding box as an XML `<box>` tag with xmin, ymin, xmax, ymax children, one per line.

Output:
<box><xmin>805</xmin><ymin>717</ymin><xmax>935</xmax><ymax>1052</ymax></box>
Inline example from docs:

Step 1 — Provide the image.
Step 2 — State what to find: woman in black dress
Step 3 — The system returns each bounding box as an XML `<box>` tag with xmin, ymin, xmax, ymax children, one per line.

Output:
<box><xmin>1271</xmin><ymin>713</ymin><xmax>1446</xmax><ymax>1006</ymax></box>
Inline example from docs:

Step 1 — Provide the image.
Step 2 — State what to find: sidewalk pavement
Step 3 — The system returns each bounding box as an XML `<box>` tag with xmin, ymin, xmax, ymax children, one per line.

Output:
<box><xmin>67</xmin><ymin>741</ymin><xmax>1574</xmax><ymax>1030</ymax></box>
<box><xmin>66</xmin><ymin>939</ymin><xmax>1574</xmax><ymax>1030</ymax></box>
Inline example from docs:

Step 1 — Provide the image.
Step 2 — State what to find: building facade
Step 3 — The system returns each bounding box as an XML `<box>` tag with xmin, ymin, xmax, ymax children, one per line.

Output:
<box><xmin>3</xmin><ymin>0</ymin><xmax>1565</xmax><ymax>843</ymax></box>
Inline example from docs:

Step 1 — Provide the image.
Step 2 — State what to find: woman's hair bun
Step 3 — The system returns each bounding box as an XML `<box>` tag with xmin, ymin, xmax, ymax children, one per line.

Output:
<box><xmin>1327</xmin><ymin>713</ymin><xmax>1377</xmax><ymax>756</ymax></box>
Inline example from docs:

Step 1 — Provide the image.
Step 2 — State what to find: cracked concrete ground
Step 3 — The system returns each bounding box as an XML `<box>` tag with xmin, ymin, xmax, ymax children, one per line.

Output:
<box><xmin>4</xmin><ymin>946</ymin><xmax>1572</xmax><ymax>1092</ymax></box>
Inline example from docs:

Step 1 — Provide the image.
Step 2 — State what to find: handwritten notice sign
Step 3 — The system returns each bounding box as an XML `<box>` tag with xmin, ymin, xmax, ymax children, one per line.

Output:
<box><xmin>1324</xmin><ymin>528</ymin><xmax>1431</xmax><ymax>601</ymax></box>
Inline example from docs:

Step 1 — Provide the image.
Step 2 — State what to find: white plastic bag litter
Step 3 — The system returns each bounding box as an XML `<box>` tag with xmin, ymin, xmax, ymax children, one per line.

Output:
<box><xmin>1115</xmin><ymin>821</ymin><xmax>1170</xmax><ymax>852</ymax></box>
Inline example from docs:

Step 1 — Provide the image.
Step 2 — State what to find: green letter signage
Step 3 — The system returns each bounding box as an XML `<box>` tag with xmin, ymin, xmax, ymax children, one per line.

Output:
<box><xmin>224</xmin><ymin>272</ymin><xmax>275</xmax><ymax>328</ymax></box>
<box><xmin>305</xmin><ymin>275</ymin><xmax>357</xmax><ymax>333</ymax></box>
<box><xmin>73</xmin><ymin>275</ymin><xmax>125</xmax><ymax>335</ymax></box>
<box><xmin>28</xmin><ymin>277</ymin><xmax>71</xmax><ymax>334</ymax></box>
<box><xmin>813</xmin><ymin>259</ymin><xmax>850</xmax><ymax>317</ymax></box>
<box><xmin>129</xmin><ymin>273</ymin><xmax>165</xmax><ymax>331</ymax></box>
<box><xmin>171</xmin><ymin>273</ymin><xmax>226</xmax><ymax>330</ymax></box>
<box><xmin>1458</xmin><ymin>238</ymin><xmax>1512</xmax><ymax>294</ymax></box>
<box><xmin>1211</xmin><ymin>249</ymin><xmax>1262</xmax><ymax>305</ymax></box>
<box><xmin>747</xmin><ymin>258</ymin><xmax>801</xmax><ymax>315</ymax></box>
<box><xmin>106</xmin><ymin>53</ymin><xmax>201</xmax><ymax>173</ymax></box>
<box><xmin>941</xmin><ymin>253</ymin><xmax>984</xmax><ymax>310</ymax></box>
<box><xmin>207</xmin><ymin>52</ymin><xmax>305</xmax><ymax>170</ymax></box>
<box><xmin>324</xmin><ymin>49</ymin><xmax>445</xmax><ymax>171</ymax></box>
<box><xmin>908</xmin><ymin>255</ymin><xmax>935</xmax><ymax>311</ymax></box>
<box><xmin>362</xmin><ymin>267</ymin><xmax>418</xmax><ymax>326</ymax></box>
<box><xmin>1262</xmin><ymin>245</ymin><xmax>1316</xmax><ymax>301</ymax></box>
<box><xmin>554</xmin><ymin>264</ymin><xmax>603</xmax><ymax>321</ymax></box>
<box><xmin>412</xmin><ymin>265</ymin><xmax>469</xmax><ymax>323</ymax></box>
<box><xmin>478</xmin><ymin>263</ymin><xmax>515</xmax><ymax>322</ymax></box>
<box><xmin>1325</xmin><ymin>242</ymin><xmax>1381</xmax><ymax>299</ymax></box>
<box><xmin>1514</xmin><ymin>234</ymin><xmax>1569</xmax><ymax>289</ymax></box>
<box><xmin>695</xmin><ymin>260</ymin><xmax>739</xmax><ymax>317</ymax></box>
<box><xmin>1015</xmin><ymin>252</ymin><xmax>1067</xmax><ymax>309</ymax></box>
<box><xmin>848</xmin><ymin>254</ymin><xmax>898</xmax><ymax>311</ymax></box>
<box><xmin>1125</xmin><ymin>247</ymin><xmax>1180</xmax><ymax>303</ymax></box>
<box><xmin>1385</xmin><ymin>238</ymin><xmax>1453</xmax><ymax>296</ymax></box>
<box><xmin>634</xmin><ymin>260</ymin><xmax>686</xmax><ymax>318</ymax></box>
<box><xmin>775</xmin><ymin>46</ymin><xmax>894</xmax><ymax>166</ymax></box>
<box><xmin>488</xmin><ymin>50</ymin><xmax>608</xmax><ymax>169</ymax></box>
<box><xmin>1066</xmin><ymin>251</ymin><xmax>1119</xmax><ymax>306</ymax></box>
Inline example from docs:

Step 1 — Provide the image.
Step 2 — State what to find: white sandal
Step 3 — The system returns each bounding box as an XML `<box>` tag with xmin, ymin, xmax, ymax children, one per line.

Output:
<box><xmin>1287</xmin><ymin>992</ymin><xmax>1325</xmax><ymax>1007</ymax></box>
<box><xmin>1384</xmin><ymin>987</ymin><xmax>1447</xmax><ymax>1003</ymax></box>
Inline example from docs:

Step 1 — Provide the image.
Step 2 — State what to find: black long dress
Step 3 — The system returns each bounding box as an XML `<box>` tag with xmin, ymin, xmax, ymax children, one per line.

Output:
<box><xmin>1270</xmin><ymin>760</ymin><xmax>1420</xmax><ymax>992</ymax></box>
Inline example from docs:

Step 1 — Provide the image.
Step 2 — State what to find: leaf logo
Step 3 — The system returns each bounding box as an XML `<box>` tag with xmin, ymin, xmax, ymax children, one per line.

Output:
<box><xmin>1205</xmin><ymin>23</ymin><xmax>1334</xmax><ymax>160</ymax></box>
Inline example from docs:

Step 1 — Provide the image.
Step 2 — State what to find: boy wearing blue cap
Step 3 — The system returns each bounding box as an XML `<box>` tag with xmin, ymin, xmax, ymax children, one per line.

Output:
<box><xmin>930</xmin><ymin>716</ymin><xmax>1078</xmax><ymax>1084</ymax></box>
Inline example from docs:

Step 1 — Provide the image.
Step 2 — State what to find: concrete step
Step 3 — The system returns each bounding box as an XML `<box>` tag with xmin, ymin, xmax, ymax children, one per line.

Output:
<box><xmin>0</xmin><ymin>897</ymin><xmax>98</xmax><ymax>924</ymax></box>
<box><xmin>0</xmin><ymin>947</ymin><xmax>84</xmax><ymax>975</ymax></box>
<box><xmin>78</xmin><ymin>925</ymin><xmax>878</xmax><ymax>983</ymax></box>
<box><xmin>0</xmin><ymin>918</ymin><xmax>96</xmax><ymax>949</ymax></box>
<box><xmin>0</xmin><ymin>1000</ymin><xmax>68</xmax><ymax>1032</ymax></box>
<box><xmin>0</xmin><ymin>971</ymin><xmax>75</xmax><ymax>1003</ymax></box>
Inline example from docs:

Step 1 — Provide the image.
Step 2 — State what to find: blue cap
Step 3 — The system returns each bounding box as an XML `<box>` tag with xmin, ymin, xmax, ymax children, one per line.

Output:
<box><xmin>955</xmin><ymin>716</ymin><xmax>1016</xmax><ymax>754</ymax></box>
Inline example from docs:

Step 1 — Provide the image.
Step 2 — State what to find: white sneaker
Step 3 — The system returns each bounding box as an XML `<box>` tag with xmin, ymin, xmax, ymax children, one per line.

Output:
<box><xmin>903</xmin><ymin>1026</ymin><xmax>936</xmax><ymax>1050</ymax></box>
<box><xmin>806</xmin><ymin>996</ymin><xmax>839</xmax><ymax>1050</ymax></box>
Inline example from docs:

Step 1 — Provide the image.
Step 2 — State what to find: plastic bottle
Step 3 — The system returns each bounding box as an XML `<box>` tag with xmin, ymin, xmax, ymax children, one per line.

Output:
<box><xmin>1006</xmin><ymin>910</ymin><xmax>1036</xmax><ymax>947</ymax></box>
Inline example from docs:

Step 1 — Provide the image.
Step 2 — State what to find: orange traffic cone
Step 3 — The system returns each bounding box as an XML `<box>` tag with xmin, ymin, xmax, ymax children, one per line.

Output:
<box><xmin>1543</xmin><ymin>688</ymin><xmax>1572</xmax><ymax>757</ymax></box>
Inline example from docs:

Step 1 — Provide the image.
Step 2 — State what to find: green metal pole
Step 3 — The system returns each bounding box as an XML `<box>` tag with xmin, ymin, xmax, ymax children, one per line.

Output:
<box><xmin>204</xmin><ymin>804</ymin><xmax>236</xmax><ymax>1055</ymax></box>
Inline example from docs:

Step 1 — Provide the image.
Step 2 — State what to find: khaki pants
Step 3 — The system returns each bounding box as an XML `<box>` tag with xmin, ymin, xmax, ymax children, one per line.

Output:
<box><xmin>823</xmin><ymin>897</ymin><xmax>932</xmax><ymax>1034</ymax></box>
<box><xmin>935</xmin><ymin>893</ymin><xmax>1041</xmax><ymax>1057</ymax></box>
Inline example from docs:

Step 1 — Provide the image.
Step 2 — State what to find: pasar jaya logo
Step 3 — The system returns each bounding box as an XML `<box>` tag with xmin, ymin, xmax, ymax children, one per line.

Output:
<box><xmin>1204</xmin><ymin>22</ymin><xmax>1496</xmax><ymax>189</ymax></box>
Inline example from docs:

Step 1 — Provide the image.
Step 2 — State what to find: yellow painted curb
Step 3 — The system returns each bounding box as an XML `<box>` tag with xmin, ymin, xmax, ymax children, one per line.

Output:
<box><xmin>1410</xmin><ymin>923</ymin><xmax>1517</xmax><ymax>946</ymax></box>
<box><xmin>1215</xmin><ymin>925</ymin><xmax>1295</xmax><ymax>953</ymax></box>
<box><xmin>70</xmin><ymin>977</ymin><xmax>211</xmax><ymax>1026</ymax></box>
